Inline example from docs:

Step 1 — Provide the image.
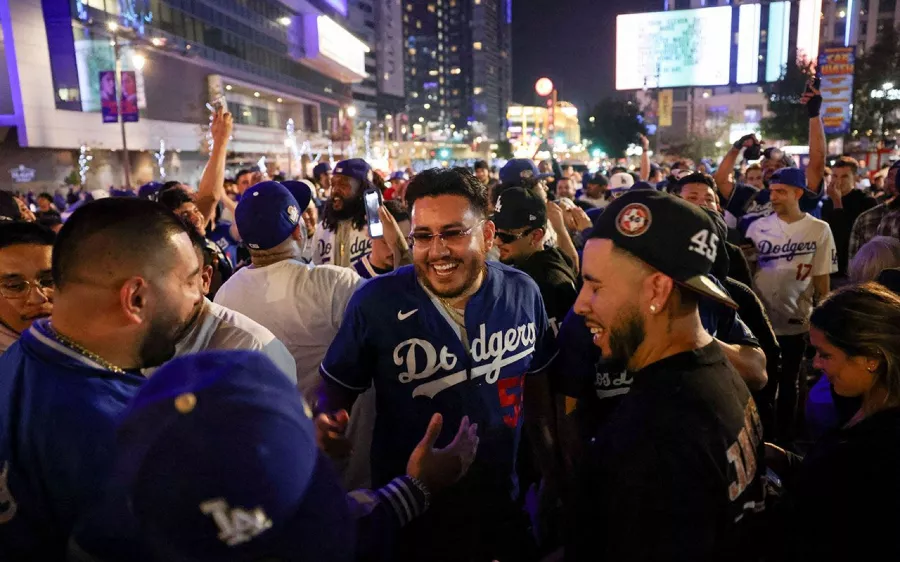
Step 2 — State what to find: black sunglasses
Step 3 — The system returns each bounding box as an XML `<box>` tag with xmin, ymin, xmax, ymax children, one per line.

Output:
<box><xmin>494</xmin><ymin>228</ymin><xmax>535</xmax><ymax>244</ymax></box>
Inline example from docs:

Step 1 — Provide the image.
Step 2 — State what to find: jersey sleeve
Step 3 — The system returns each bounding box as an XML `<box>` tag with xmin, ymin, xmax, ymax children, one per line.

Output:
<box><xmin>528</xmin><ymin>288</ymin><xmax>558</xmax><ymax>374</ymax></box>
<box><xmin>813</xmin><ymin>223</ymin><xmax>838</xmax><ymax>276</ymax></box>
<box><xmin>320</xmin><ymin>287</ymin><xmax>375</xmax><ymax>393</ymax></box>
<box><xmin>553</xmin><ymin>308</ymin><xmax>600</xmax><ymax>398</ymax></box>
<box><xmin>720</xmin><ymin>311</ymin><xmax>760</xmax><ymax>348</ymax></box>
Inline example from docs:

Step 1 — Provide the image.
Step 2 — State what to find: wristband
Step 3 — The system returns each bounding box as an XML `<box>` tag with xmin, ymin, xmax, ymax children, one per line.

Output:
<box><xmin>406</xmin><ymin>475</ymin><xmax>432</xmax><ymax>510</ymax></box>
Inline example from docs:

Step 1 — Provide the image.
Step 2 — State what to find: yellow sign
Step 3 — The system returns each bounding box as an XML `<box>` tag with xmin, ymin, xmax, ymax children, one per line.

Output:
<box><xmin>658</xmin><ymin>89</ymin><xmax>673</xmax><ymax>128</ymax></box>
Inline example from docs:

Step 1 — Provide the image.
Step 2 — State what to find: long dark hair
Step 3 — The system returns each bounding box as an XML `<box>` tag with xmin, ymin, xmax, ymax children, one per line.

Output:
<box><xmin>811</xmin><ymin>283</ymin><xmax>900</xmax><ymax>404</ymax></box>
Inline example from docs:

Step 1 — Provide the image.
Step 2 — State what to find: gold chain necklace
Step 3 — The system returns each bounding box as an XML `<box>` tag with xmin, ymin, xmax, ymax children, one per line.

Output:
<box><xmin>434</xmin><ymin>264</ymin><xmax>488</xmax><ymax>329</ymax></box>
<box><xmin>48</xmin><ymin>322</ymin><xmax>127</xmax><ymax>375</ymax></box>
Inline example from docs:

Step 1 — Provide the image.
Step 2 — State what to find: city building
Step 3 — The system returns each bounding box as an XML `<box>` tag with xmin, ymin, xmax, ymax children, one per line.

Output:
<box><xmin>403</xmin><ymin>0</ymin><xmax>512</xmax><ymax>142</ymax></box>
<box><xmin>507</xmin><ymin>101</ymin><xmax>580</xmax><ymax>148</ymax></box>
<box><xmin>0</xmin><ymin>0</ymin><xmax>369</xmax><ymax>191</ymax></box>
<box><xmin>822</xmin><ymin>0</ymin><xmax>900</xmax><ymax>55</ymax></box>
<box><xmin>651</xmin><ymin>0</ymin><xmax>824</xmax><ymax>147</ymax></box>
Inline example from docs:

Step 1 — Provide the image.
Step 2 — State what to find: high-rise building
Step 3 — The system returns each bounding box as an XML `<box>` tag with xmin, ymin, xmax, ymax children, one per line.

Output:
<box><xmin>0</xmin><ymin>0</ymin><xmax>369</xmax><ymax>190</ymax></box>
<box><xmin>403</xmin><ymin>0</ymin><xmax>512</xmax><ymax>142</ymax></box>
<box><xmin>822</xmin><ymin>0</ymin><xmax>900</xmax><ymax>55</ymax></box>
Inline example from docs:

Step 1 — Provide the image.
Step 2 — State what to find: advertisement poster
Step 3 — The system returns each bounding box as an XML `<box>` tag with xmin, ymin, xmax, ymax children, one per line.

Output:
<box><xmin>120</xmin><ymin>70</ymin><xmax>139</xmax><ymax>122</ymax></box>
<box><xmin>658</xmin><ymin>89</ymin><xmax>673</xmax><ymax>127</ymax></box>
<box><xmin>818</xmin><ymin>46</ymin><xmax>855</xmax><ymax>136</ymax></box>
<box><xmin>99</xmin><ymin>70</ymin><xmax>118</xmax><ymax>123</ymax></box>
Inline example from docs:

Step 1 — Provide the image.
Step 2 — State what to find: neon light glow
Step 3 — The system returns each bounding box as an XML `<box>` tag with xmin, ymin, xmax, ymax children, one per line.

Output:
<box><xmin>796</xmin><ymin>0</ymin><xmax>822</xmax><ymax>65</ymax></box>
<box><xmin>737</xmin><ymin>3</ymin><xmax>762</xmax><ymax>84</ymax></box>
<box><xmin>845</xmin><ymin>0</ymin><xmax>854</xmax><ymax>47</ymax></box>
<box><xmin>766</xmin><ymin>1</ymin><xmax>791</xmax><ymax>82</ymax></box>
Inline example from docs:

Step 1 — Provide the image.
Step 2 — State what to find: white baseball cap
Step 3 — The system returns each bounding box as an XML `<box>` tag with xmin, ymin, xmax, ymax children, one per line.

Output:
<box><xmin>609</xmin><ymin>172</ymin><xmax>635</xmax><ymax>193</ymax></box>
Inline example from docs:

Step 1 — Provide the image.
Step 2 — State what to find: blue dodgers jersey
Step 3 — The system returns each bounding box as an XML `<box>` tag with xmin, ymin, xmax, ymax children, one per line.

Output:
<box><xmin>0</xmin><ymin>320</ymin><xmax>145</xmax><ymax>560</ymax></box>
<box><xmin>207</xmin><ymin>221</ymin><xmax>240</xmax><ymax>266</ymax></box>
<box><xmin>321</xmin><ymin>261</ymin><xmax>557</xmax><ymax>497</ymax></box>
<box><xmin>556</xmin><ymin>278</ymin><xmax>758</xmax><ymax>427</ymax></box>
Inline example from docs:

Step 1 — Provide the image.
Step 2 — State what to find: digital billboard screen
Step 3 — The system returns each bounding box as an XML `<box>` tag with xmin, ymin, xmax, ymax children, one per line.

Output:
<box><xmin>616</xmin><ymin>6</ymin><xmax>732</xmax><ymax>90</ymax></box>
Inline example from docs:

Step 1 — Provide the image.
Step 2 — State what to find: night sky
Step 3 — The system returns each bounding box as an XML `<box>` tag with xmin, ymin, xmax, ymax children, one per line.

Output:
<box><xmin>512</xmin><ymin>0</ymin><xmax>660</xmax><ymax>112</ymax></box>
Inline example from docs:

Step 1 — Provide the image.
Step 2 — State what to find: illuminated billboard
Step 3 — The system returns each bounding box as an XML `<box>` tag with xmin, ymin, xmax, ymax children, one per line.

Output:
<box><xmin>736</xmin><ymin>3</ymin><xmax>761</xmax><ymax>84</ymax></box>
<box><xmin>616</xmin><ymin>6</ymin><xmax>732</xmax><ymax>90</ymax></box>
<box><xmin>301</xmin><ymin>15</ymin><xmax>369</xmax><ymax>83</ymax></box>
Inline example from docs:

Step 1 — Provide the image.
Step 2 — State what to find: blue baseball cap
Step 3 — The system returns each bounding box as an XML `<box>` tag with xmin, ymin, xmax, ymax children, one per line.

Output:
<box><xmin>106</xmin><ymin>351</ymin><xmax>354</xmax><ymax>561</ymax></box>
<box><xmin>312</xmin><ymin>162</ymin><xmax>331</xmax><ymax>179</ymax></box>
<box><xmin>499</xmin><ymin>159</ymin><xmax>551</xmax><ymax>186</ymax></box>
<box><xmin>235</xmin><ymin>181</ymin><xmax>301</xmax><ymax>250</ymax></box>
<box><xmin>333</xmin><ymin>158</ymin><xmax>374</xmax><ymax>185</ymax></box>
<box><xmin>137</xmin><ymin>182</ymin><xmax>163</xmax><ymax>199</ymax></box>
<box><xmin>769</xmin><ymin>167</ymin><xmax>808</xmax><ymax>191</ymax></box>
<box><xmin>280</xmin><ymin>180</ymin><xmax>314</xmax><ymax>210</ymax></box>
<box><xmin>389</xmin><ymin>171</ymin><xmax>409</xmax><ymax>182</ymax></box>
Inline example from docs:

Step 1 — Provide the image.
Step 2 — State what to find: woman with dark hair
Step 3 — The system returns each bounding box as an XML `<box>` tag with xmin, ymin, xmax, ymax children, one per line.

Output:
<box><xmin>768</xmin><ymin>283</ymin><xmax>900</xmax><ymax>561</ymax></box>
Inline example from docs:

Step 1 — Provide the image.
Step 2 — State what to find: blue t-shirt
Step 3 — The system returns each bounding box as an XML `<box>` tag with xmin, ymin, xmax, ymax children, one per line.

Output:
<box><xmin>320</xmin><ymin>262</ymin><xmax>557</xmax><ymax>499</ymax></box>
<box><xmin>725</xmin><ymin>183</ymin><xmax>823</xmax><ymax>236</ymax></box>
<box><xmin>207</xmin><ymin>221</ymin><xmax>240</xmax><ymax>267</ymax></box>
<box><xmin>0</xmin><ymin>320</ymin><xmax>145</xmax><ymax>560</ymax></box>
<box><xmin>556</xmin><ymin>277</ymin><xmax>758</xmax><ymax>436</ymax></box>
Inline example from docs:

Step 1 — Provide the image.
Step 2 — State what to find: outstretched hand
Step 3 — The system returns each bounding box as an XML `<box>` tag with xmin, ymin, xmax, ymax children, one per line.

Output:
<box><xmin>801</xmin><ymin>80</ymin><xmax>823</xmax><ymax>118</ymax></box>
<box><xmin>406</xmin><ymin>414</ymin><xmax>479</xmax><ymax>493</ymax></box>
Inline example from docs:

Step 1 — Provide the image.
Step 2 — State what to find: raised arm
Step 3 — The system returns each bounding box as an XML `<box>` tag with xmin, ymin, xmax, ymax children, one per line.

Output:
<box><xmin>639</xmin><ymin>135</ymin><xmax>651</xmax><ymax>181</ymax></box>
<box><xmin>716</xmin><ymin>134</ymin><xmax>757</xmax><ymax>200</ymax></box>
<box><xmin>801</xmin><ymin>82</ymin><xmax>826</xmax><ymax>194</ymax></box>
<box><xmin>195</xmin><ymin>107</ymin><xmax>233</xmax><ymax>224</ymax></box>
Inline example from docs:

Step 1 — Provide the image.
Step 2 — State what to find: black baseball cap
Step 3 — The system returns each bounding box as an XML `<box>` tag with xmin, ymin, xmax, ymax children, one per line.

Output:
<box><xmin>491</xmin><ymin>187</ymin><xmax>546</xmax><ymax>230</ymax></box>
<box><xmin>589</xmin><ymin>190</ymin><xmax>737</xmax><ymax>308</ymax></box>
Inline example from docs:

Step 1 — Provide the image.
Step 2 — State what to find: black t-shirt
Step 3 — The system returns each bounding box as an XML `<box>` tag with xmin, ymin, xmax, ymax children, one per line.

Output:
<box><xmin>567</xmin><ymin>342</ymin><xmax>766</xmax><ymax>562</ymax></box>
<box><xmin>820</xmin><ymin>189</ymin><xmax>878</xmax><ymax>275</ymax></box>
<box><xmin>516</xmin><ymin>247</ymin><xmax>578</xmax><ymax>336</ymax></box>
<box><xmin>781</xmin><ymin>408</ymin><xmax>900</xmax><ymax>562</ymax></box>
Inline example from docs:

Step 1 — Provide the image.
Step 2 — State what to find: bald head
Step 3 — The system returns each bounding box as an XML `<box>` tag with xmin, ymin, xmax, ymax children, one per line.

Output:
<box><xmin>53</xmin><ymin>198</ymin><xmax>191</xmax><ymax>290</ymax></box>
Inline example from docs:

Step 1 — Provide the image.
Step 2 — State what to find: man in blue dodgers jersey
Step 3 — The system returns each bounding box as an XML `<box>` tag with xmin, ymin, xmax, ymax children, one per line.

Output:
<box><xmin>311</xmin><ymin>159</ymin><xmax>381</xmax><ymax>268</ymax></box>
<box><xmin>714</xmin><ymin>81</ymin><xmax>827</xmax><ymax>236</ymax></box>
<box><xmin>69</xmin><ymin>351</ymin><xmax>479</xmax><ymax>562</ymax></box>
<box><xmin>0</xmin><ymin>198</ymin><xmax>204</xmax><ymax>559</ymax></box>
<box><xmin>317</xmin><ymin>168</ymin><xmax>558</xmax><ymax>562</ymax></box>
<box><xmin>565</xmin><ymin>191</ymin><xmax>766</xmax><ymax>561</ymax></box>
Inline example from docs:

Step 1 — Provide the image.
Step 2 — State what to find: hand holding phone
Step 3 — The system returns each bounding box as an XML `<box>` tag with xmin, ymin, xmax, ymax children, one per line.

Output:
<box><xmin>801</xmin><ymin>75</ymin><xmax>822</xmax><ymax>118</ymax></box>
<box><xmin>364</xmin><ymin>188</ymin><xmax>384</xmax><ymax>238</ymax></box>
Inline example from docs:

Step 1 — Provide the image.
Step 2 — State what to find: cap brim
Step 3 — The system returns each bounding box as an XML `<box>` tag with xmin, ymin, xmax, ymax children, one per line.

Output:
<box><xmin>678</xmin><ymin>275</ymin><xmax>739</xmax><ymax>309</ymax></box>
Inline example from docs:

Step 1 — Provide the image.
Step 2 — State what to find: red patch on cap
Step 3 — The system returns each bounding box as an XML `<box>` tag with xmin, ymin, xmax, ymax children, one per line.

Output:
<box><xmin>615</xmin><ymin>203</ymin><xmax>652</xmax><ymax>237</ymax></box>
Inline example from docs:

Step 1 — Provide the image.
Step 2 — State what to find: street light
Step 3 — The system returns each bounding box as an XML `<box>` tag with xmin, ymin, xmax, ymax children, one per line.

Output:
<box><xmin>131</xmin><ymin>53</ymin><xmax>146</xmax><ymax>70</ymax></box>
<box><xmin>346</xmin><ymin>105</ymin><xmax>358</xmax><ymax>118</ymax></box>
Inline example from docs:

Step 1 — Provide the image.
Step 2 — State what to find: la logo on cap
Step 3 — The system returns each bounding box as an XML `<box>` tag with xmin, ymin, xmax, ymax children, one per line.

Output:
<box><xmin>520</xmin><ymin>169</ymin><xmax>534</xmax><ymax>178</ymax></box>
<box><xmin>616</xmin><ymin>203</ymin><xmax>651</xmax><ymax>237</ymax></box>
<box><xmin>287</xmin><ymin>205</ymin><xmax>299</xmax><ymax>224</ymax></box>
<box><xmin>495</xmin><ymin>197</ymin><xmax>503</xmax><ymax>212</ymax></box>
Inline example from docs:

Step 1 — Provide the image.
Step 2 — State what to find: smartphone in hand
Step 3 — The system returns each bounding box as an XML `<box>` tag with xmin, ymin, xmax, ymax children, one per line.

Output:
<box><xmin>364</xmin><ymin>187</ymin><xmax>384</xmax><ymax>238</ymax></box>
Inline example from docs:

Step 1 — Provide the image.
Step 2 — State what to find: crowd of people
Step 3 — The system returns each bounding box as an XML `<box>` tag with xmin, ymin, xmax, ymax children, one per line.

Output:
<box><xmin>0</xmin><ymin>80</ymin><xmax>899</xmax><ymax>562</ymax></box>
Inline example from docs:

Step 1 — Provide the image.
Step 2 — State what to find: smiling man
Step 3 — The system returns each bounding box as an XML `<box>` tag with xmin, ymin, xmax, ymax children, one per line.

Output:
<box><xmin>0</xmin><ymin>222</ymin><xmax>55</xmax><ymax>352</ymax></box>
<box><xmin>317</xmin><ymin>167</ymin><xmax>558</xmax><ymax>562</ymax></box>
<box><xmin>311</xmin><ymin>159</ymin><xmax>378</xmax><ymax>268</ymax></box>
<box><xmin>567</xmin><ymin>190</ymin><xmax>765</xmax><ymax>561</ymax></box>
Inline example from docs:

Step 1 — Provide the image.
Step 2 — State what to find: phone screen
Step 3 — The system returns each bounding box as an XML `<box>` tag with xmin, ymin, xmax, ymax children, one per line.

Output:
<box><xmin>365</xmin><ymin>190</ymin><xmax>383</xmax><ymax>238</ymax></box>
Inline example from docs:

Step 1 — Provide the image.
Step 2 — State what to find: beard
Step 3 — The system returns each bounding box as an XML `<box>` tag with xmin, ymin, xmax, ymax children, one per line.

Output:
<box><xmin>607</xmin><ymin>305</ymin><xmax>647</xmax><ymax>364</ymax></box>
<box><xmin>328</xmin><ymin>194</ymin><xmax>364</xmax><ymax>222</ymax></box>
<box><xmin>139</xmin><ymin>303</ymin><xmax>200</xmax><ymax>368</ymax></box>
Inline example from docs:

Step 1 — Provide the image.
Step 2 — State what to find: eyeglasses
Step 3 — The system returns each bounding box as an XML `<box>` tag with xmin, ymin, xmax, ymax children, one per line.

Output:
<box><xmin>494</xmin><ymin>228</ymin><xmax>535</xmax><ymax>244</ymax></box>
<box><xmin>0</xmin><ymin>274</ymin><xmax>54</xmax><ymax>299</ymax></box>
<box><xmin>409</xmin><ymin>221</ymin><xmax>484</xmax><ymax>249</ymax></box>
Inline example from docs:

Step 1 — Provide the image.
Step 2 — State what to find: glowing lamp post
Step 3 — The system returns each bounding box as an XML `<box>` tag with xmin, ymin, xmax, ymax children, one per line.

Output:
<box><xmin>535</xmin><ymin>77</ymin><xmax>558</xmax><ymax>148</ymax></box>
